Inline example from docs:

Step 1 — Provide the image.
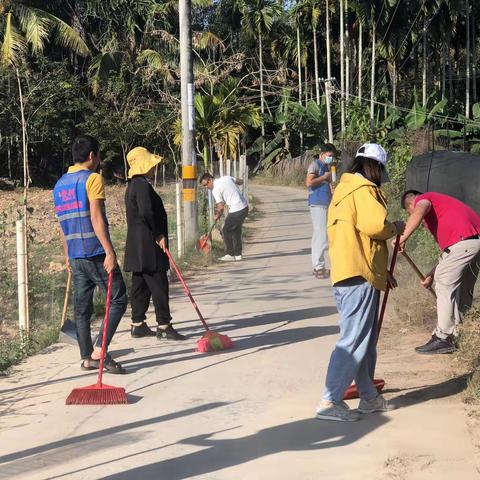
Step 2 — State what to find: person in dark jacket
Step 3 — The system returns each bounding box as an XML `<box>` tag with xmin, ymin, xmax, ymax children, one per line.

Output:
<box><xmin>124</xmin><ymin>147</ymin><xmax>186</xmax><ymax>340</ymax></box>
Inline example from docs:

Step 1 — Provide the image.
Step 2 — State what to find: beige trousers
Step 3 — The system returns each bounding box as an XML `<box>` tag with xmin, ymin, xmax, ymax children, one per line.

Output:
<box><xmin>434</xmin><ymin>238</ymin><xmax>480</xmax><ymax>339</ymax></box>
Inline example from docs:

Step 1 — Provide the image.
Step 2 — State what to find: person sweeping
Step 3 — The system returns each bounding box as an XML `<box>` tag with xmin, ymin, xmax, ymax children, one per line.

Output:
<box><xmin>200</xmin><ymin>172</ymin><xmax>248</xmax><ymax>262</ymax></box>
<box><xmin>315</xmin><ymin>143</ymin><xmax>405</xmax><ymax>422</ymax></box>
<box><xmin>398</xmin><ymin>190</ymin><xmax>480</xmax><ymax>354</ymax></box>
<box><xmin>124</xmin><ymin>147</ymin><xmax>186</xmax><ymax>341</ymax></box>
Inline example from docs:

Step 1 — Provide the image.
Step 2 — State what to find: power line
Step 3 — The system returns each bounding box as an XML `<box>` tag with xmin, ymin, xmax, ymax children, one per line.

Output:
<box><xmin>331</xmin><ymin>85</ymin><xmax>480</xmax><ymax>129</ymax></box>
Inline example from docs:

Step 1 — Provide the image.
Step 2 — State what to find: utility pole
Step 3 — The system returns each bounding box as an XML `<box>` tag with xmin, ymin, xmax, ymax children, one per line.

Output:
<box><xmin>179</xmin><ymin>0</ymin><xmax>198</xmax><ymax>244</ymax></box>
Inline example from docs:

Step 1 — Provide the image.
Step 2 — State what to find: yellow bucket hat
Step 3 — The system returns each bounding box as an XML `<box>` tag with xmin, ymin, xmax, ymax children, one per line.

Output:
<box><xmin>126</xmin><ymin>147</ymin><xmax>162</xmax><ymax>179</ymax></box>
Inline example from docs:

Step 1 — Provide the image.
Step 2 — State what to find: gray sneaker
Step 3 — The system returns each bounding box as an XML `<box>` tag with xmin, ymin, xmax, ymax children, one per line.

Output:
<box><xmin>358</xmin><ymin>394</ymin><xmax>395</xmax><ymax>414</ymax></box>
<box><xmin>315</xmin><ymin>401</ymin><xmax>360</xmax><ymax>422</ymax></box>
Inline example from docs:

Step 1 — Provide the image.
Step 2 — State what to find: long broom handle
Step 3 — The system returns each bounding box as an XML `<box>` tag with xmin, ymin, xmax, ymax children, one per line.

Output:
<box><xmin>97</xmin><ymin>271</ymin><xmax>113</xmax><ymax>387</ymax></box>
<box><xmin>376</xmin><ymin>235</ymin><xmax>400</xmax><ymax>344</ymax></box>
<box><xmin>61</xmin><ymin>271</ymin><xmax>72</xmax><ymax>328</ymax></box>
<box><xmin>401</xmin><ymin>251</ymin><xmax>437</xmax><ymax>299</ymax></box>
<box><xmin>165</xmin><ymin>248</ymin><xmax>210</xmax><ymax>331</ymax></box>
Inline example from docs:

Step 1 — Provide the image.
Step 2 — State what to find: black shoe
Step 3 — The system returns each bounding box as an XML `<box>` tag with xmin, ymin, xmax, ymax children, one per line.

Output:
<box><xmin>131</xmin><ymin>322</ymin><xmax>156</xmax><ymax>338</ymax></box>
<box><xmin>157</xmin><ymin>324</ymin><xmax>187</xmax><ymax>340</ymax></box>
<box><xmin>415</xmin><ymin>335</ymin><xmax>455</xmax><ymax>355</ymax></box>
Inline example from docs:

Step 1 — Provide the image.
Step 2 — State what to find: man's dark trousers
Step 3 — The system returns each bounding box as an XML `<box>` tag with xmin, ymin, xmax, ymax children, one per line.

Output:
<box><xmin>71</xmin><ymin>255</ymin><xmax>128</xmax><ymax>360</ymax></box>
<box><xmin>223</xmin><ymin>207</ymin><xmax>248</xmax><ymax>256</ymax></box>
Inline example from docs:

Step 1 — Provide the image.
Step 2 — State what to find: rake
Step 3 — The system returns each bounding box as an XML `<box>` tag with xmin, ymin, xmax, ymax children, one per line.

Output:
<box><xmin>66</xmin><ymin>271</ymin><xmax>127</xmax><ymax>405</ymax></box>
<box><xmin>343</xmin><ymin>235</ymin><xmax>400</xmax><ymax>400</ymax></box>
<box><xmin>165</xmin><ymin>248</ymin><xmax>234</xmax><ymax>353</ymax></box>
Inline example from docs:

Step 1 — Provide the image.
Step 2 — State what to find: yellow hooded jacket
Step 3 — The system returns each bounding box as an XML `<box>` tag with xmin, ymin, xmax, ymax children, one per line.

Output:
<box><xmin>327</xmin><ymin>173</ymin><xmax>397</xmax><ymax>291</ymax></box>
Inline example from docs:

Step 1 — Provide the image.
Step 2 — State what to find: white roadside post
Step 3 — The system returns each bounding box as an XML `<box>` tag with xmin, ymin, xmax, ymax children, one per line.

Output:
<box><xmin>219</xmin><ymin>154</ymin><xmax>224</xmax><ymax>177</ymax></box>
<box><xmin>176</xmin><ymin>182</ymin><xmax>184</xmax><ymax>258</ymax></box>
<box><xmin>239</xmin><ymin>154</ymin><xmax>246</xmax><ymax>195</ymax></box>
<box><xmin>16</xmin><ymin>218</ymin><xmax>28</xmax><ymax>341</ymax></box>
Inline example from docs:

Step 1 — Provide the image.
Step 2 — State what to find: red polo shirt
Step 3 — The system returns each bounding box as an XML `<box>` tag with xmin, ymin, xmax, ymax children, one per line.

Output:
<box><xmin>415</xmin><ymin>192</ymin><xmax>480</xmax><ymax>250</ymax></box>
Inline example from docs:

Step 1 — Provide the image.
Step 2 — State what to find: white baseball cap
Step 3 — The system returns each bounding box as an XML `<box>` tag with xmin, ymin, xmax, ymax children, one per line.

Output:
<box><xmin>355</xmin><ymin>143</ymin><xmax>387</xmax><ymax>166</ymax></box>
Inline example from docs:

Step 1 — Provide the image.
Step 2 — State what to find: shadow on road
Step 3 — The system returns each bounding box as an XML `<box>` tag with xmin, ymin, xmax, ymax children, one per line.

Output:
<box><xmin>0</xmin><ymin>402</ymin><xmax>232</xmax><ymax>478</ymax></box>
<box><xmin>101</xmin><ymin>415</ymin><xmax>389</xmax><ymax>480</ymax></box>
<box><xmin>389</xmin><ymin>374</ymin><xmax>469</xmax><ymax>408</ymax></box>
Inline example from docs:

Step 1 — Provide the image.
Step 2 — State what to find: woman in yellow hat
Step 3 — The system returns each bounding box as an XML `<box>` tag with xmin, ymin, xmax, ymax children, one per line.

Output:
<box><xmin>124</xmin><ymin>147</ymin><xmax>186</xmax><ymax>341</ymax></box>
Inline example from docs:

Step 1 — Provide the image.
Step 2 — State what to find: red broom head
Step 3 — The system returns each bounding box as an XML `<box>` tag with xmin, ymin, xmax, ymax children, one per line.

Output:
<box><xmin>66</xmin><ymin>383</ymin><xmax>128</xmax><ymax>405</ymax></box>
<box><xmin>196</xmin><ymin>234</ymin><xmax>211</xmax><ymax>254</ymax></box>
<box><xmin>343</xmin><ymin>379</ymin><xmax>385</xmax><ymax>400</ymax></box>
<box><xmin>196</xmin><ymin>331</ymin><xmax>234</xmax><ymax>353</ymax></box>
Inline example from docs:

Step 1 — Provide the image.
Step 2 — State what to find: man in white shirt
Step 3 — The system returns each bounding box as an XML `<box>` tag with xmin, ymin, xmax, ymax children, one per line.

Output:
<box><xmin>200</xmin><ymin>173</ymin><xmax>249</xmax><ymax>261</ymax></box>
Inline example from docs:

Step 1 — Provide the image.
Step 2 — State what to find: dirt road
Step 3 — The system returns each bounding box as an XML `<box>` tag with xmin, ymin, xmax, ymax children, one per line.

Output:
<box><xmin>0</xmin><ymin>185</ymin><xmax>478</xmax><ymax>480</ymax></box>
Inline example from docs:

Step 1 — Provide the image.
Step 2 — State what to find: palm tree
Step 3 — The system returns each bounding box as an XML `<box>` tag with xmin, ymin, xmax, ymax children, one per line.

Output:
<box><xmin>176</xmin><ymin>79</ymin><xmax>262</xmax><ymax>171</ymax></box>
<box><xmin>291</xmin><ymin>0</ymin><xmax>323</xmax><ymax>106</ymax></box>
<box><xmin>238</xmin><ymin>0</ymin><xmax>282</xmax><ymax>139</ymax></box>
<box><xmin>0</xmin><ymin>1</ymin><xmax>89</xmax><ymax>66</ymax></box>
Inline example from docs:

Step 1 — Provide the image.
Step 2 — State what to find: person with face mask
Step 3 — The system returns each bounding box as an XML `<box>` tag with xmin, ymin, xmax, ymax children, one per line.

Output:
<box><xmin>306</xmin><ymin>143</ymin><xmax>336</xmax><ymax>279</ymax></box>
<box><xmin>315</xmin><ymin>143</ymin><xmax>405</xmax><ymax>422</ymax></box>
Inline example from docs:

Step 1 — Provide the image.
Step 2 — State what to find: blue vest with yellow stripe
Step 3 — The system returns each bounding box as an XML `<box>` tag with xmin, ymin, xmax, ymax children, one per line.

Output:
<box><xmin>53</xmin><ymin>170</ymin><xmax>105</xmax><ymax>259</ymax></box>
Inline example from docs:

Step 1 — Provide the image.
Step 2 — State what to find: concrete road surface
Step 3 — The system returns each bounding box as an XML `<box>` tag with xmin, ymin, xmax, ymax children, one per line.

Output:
<box><xmin>0</xmin><ymin>185</ymin><xmax>477</xmax><ymax>480</ymax></box>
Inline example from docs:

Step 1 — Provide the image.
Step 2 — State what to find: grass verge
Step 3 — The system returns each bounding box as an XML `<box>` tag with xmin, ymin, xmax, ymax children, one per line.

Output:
<box><xmin>455</xmin><ymin>308</ymin><xmax>480</xmax><ymax>405</ymax></box>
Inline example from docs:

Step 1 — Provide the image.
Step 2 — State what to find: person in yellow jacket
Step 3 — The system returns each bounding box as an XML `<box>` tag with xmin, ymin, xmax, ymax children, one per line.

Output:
<box><xmin>315</xmin><ymin>143</ymin><xmax>405</xmax><ymax>422</ymax></box>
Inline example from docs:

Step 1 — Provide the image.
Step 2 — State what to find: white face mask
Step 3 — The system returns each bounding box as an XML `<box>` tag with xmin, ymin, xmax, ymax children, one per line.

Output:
<box><xmin>324</xmin><ymin>156</ymin><xmax>334</xmax><ymax>165</ymax></box>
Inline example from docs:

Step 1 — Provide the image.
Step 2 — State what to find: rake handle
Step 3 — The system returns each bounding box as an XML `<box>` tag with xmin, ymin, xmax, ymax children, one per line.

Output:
<box><xmin>401</xmin><ymin>251</ymin><xmax>437</xmax><ymax>299</ymax></box>
<box><xmin>165</xmin><ymin>248</ymin><xmax>210</xmax><ymax>332</ymax></box>
<box><xmin>61</xmin><ymin>271</ymin><xmax>72</xmax><ymax>328</ymax></box>
<box><xmin>97</xmin><ymin>271</ymin><xmax>113</xmax><ymax>387</ymax></box>
<box><xmin>376</xmin><ymin>235</ymin><xmax>400</xmax><ymax>344</ymax></box>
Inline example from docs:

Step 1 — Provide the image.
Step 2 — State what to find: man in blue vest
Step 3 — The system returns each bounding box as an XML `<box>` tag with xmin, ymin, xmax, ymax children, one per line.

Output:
<box><xmin>53</xmin><ymin>135</ymin><xmax>127</xmax><ymax>373</ymax></box>
<box><xmin>306</xmin><ymin>143</ymin><xmax>336</xmax><ymax>279</ymax></box>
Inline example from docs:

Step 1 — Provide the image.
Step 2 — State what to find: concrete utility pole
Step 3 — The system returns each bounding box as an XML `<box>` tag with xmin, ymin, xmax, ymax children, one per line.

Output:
<box><xmin>179</xmin><ymin>0</ymin><xmax>198</xmax><ymax>244</ymax></box>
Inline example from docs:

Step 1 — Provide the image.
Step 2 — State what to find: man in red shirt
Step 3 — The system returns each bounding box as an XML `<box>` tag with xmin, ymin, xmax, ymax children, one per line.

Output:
<box><xmin>399</xmin><ymin>190</ymin><xmax>480</xmax><ymax>354</ymax></box>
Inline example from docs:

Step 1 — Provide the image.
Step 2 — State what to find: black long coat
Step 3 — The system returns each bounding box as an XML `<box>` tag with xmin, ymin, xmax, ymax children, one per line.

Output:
<box><xmin>123</xmin><ymin>176</ymin><xmax>169</xmax><ymax>273</ymax></box>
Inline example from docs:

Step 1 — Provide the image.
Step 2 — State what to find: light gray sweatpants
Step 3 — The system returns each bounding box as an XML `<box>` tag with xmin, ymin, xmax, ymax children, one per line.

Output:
<box><xmin>310</xmin><ymin>205</ymin><xmax>329</xmax><ymax>271</ymax></box>
<box><xmin>434</xmin><ymin>238</ymin><xmax>480</xmax><ymax>339</ymax></box>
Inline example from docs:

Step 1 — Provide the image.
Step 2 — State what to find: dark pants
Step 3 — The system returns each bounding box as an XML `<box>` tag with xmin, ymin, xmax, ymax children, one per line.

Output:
<box><xmin>223</xmin><ymin>207</ymin><xmax>249</xmax><ymax>256</ymax></box>
<box><xmin>70</xmin><ymin>256</ymin><xmax>128</xmax><ymax>360</ymax></box>
<box><xmin>131</xmin><ymin>271</ymin><xmax>172</xmax><ymax>326</ymax></box>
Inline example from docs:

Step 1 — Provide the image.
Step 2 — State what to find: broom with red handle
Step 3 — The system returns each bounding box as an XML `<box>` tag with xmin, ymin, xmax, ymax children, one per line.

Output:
<box><xmin>66</xmin><ymin>271</ymin><xmax>128</xmax><ymax>405</ymax></box>
<box><xmin>165</xmin><ymin>248</ymin><xmax>234</xmax><ymax>352</ymax></box>
<box><xmin>343</xmin><ymin>235</ymin><xmax>400</xmax><ymax>400</ymax></box>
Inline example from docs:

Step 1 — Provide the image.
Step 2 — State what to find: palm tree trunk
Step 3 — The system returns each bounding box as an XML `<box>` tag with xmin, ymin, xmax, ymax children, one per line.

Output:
<box><xmin>296</xmin><ymin>23</ymin><xmax>303</xmax><ymax>149</ymax></box>
<box><xmin>345</xmin><ymin>0</ymin><xmax>350</xmax><ymax>106</ymax></box>
<box><xmin>392</xmin><ymin>62</ymin><xmax>397</xmax><ymax>106</ymax></box>
<box><xmin>358</xmin><ymin>21</ymin><xmax>362</xmax><ymax>101</ymax></box>
<box><xmin>447</xmin><ymin>33</ymin><xmax>453</xmax><ymax>100</ymax></box>
<box><xmin>340</xmin><ymin>0</ymin><xmax>345</xmax><ymax>133</ymax></box>
<box><xmin>304</xmin><ymin>65</ymin><xmax>308</xmax><ymax>106</ymax></box>
<box><xmin>313</xmin><ymin>27</ymin><xmax>320</xmax><ymax>105</ymax></box>
<box><xmin>258</xmin><ymin>26</ymin><xmax>265</xmax><ymax>138</ymax></box>
<box><xmin>473</xmin><ymin>11</ymin><xmax>477</xmax><ymax>102</ymax></box>
<box><xmin>370</xmin><ymin>6</ymin><xmax>376</xmax><ymax>129</ymax></box>
<box><xmin>441</xmin><ymin>43</ymin><xmax>446</xmax><ymax>100</ymax></box>
<box><xmin>422</xmin><ymin>16</ymin><xmax>427</xmax><ymax>107</ymax></box>
<box><xmin>325</xmin><ymin>0</ymin><xmax>333</xmax><ymax>142</ymax></box>
<box><xmin>466</xmin><ymin>0</ymin><xmax>471</xmax><ymax>119</ymax></box>
<box><xmin>297</xmin><ymin>25</ymin><xmax>302</xmax><ymax>104</ymax></box>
